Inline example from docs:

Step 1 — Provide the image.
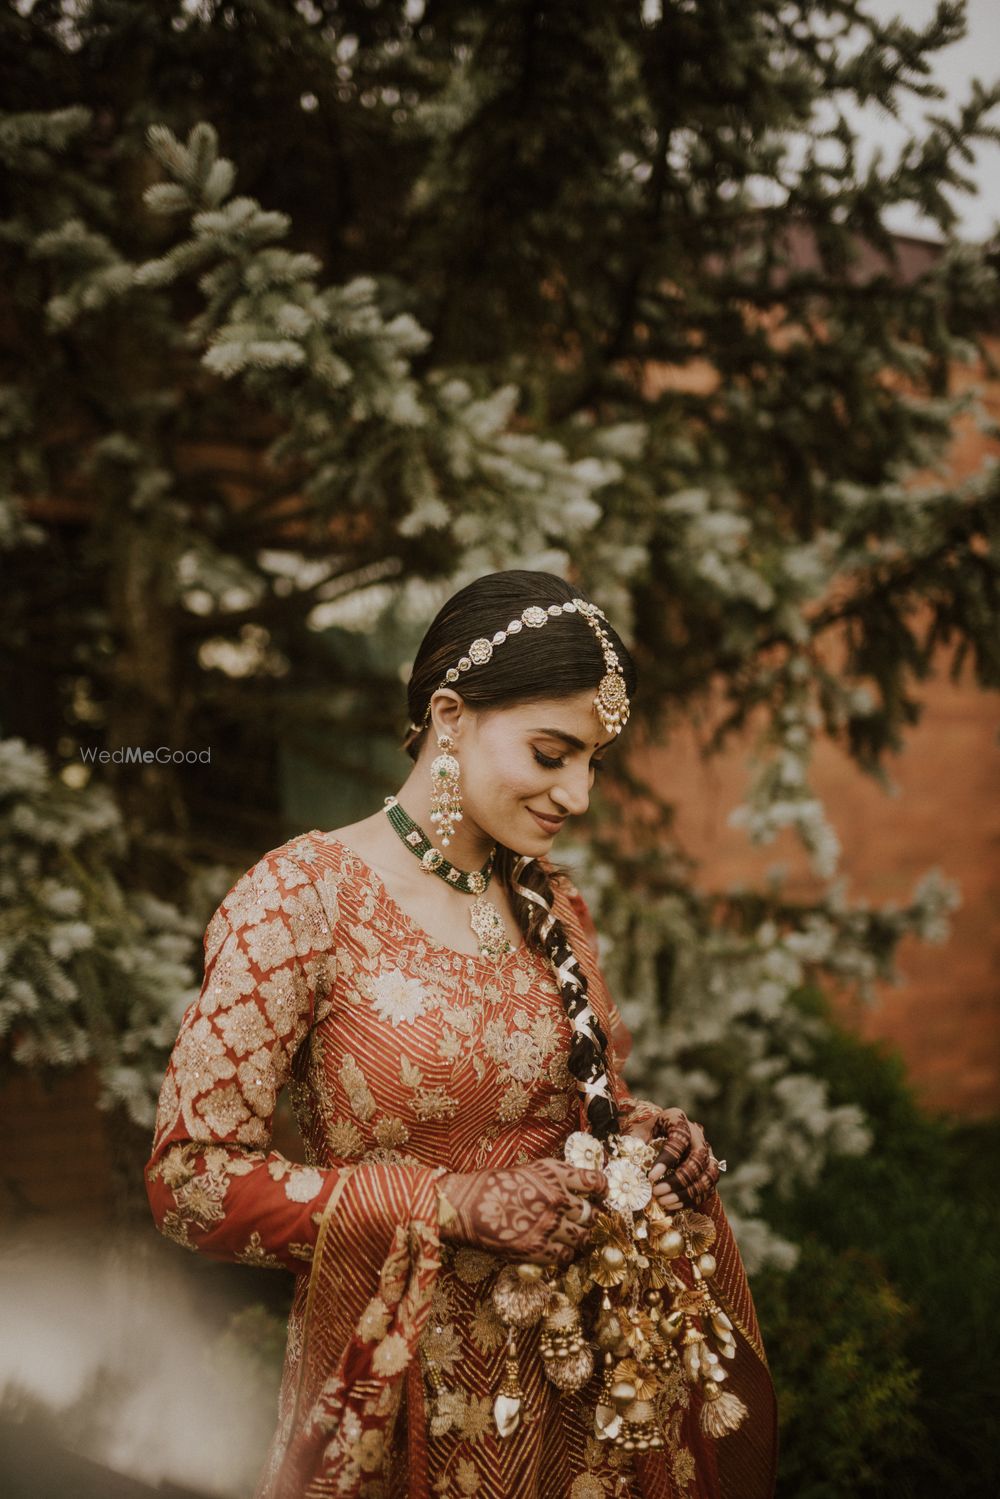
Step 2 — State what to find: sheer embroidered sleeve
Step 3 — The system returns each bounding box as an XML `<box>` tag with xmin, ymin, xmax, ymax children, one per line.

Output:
<box><xmin>144</xmin><ymin>847</ymin><xmax>347</xmax><ymax>1272</ymax></box>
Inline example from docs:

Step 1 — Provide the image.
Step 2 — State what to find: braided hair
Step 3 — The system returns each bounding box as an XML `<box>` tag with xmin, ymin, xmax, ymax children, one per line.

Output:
<box><xmin>402</xmin><ymin>570</ymin><xmax>638</xmax><ymax>1142</ymax></box>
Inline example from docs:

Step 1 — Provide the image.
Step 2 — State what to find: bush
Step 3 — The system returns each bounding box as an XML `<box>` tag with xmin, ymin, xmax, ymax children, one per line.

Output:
<box><xmin>754</xmin><ymin>989</ymin><xmax>1000</xmax><ymax>1498</ymax></box>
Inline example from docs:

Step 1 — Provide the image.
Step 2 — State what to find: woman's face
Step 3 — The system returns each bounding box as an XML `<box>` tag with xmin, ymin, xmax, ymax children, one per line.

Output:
<box><xmin>437</xmin><ymin>687</ymin><xmax>618</xmax><ymax>853</ymax></box>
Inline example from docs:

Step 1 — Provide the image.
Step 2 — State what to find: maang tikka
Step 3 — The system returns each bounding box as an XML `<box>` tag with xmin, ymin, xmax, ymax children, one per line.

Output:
<box><xmin>411</xmin><ymin>598</ymin><xmax>631</xmax><ymax>740</ymax></box>
<box><xmin>429</xmin><ymin>732</ymin><xmax>463</xmax><ymax>846</ymax></box>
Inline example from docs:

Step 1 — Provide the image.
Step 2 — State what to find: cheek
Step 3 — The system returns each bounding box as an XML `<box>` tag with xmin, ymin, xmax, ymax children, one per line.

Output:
<box><xmin>468</xmin><ymin>749</ymin><xmax>544</xmax><ymax>807</ymax></box>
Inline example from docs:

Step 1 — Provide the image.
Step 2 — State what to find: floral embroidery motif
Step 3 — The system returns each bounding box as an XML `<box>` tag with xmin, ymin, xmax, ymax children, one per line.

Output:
<box><xmin>339</xmin><ymin>1054</ymin><xmax>376</xmax><ymax>1121</ymax></box>
<box><xmin>420</xmin><ymin>1321</ymin><xmax>463</xmax><ymax>1374</ymax></box>
<box><xmin>503</xmin><ymin>1029</ymin><xmax>543</xmax><ymax>1082</ymax></box>
<box><xmin>283</xmin><ymin>1166</ymin><xmax>324</xmax><ymax>1202</ymax></box>
<box><xmin>236</xmin><ymin>1230</ymin><xmax>284</xmax><ymax>1269</ymax></box>
<box><xmin>327</xmin><ymin>1117</ymin><xmax>365</xmax><ymax>1156</ymax></box>
<box><xmin>413</xmin><ymin>1088</ymin><xmax>460</xmax><ymax>1122</ymax></box>
<box><xmin>373</xmin><ymin>1116</ymin><xmax>410</xmax><ymax>1149</ymax></box>
<box><xmin>369</xmin><ymin>967</ymin><xmax>429</xmax><ymax>1026</ymax></box>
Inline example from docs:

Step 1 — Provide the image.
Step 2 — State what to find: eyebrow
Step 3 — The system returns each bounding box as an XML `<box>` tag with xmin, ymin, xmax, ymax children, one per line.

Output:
<box><xmin>531</xmin><ymin>727</ymin><xmax>615</xmax><ymax>753</ymax></box>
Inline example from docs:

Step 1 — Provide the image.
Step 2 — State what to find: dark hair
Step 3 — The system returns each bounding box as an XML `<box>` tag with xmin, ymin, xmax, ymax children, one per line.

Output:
<box><xmin>401</xmin><ymin>569</ymin><xmax>638</xmax><ymax>1140</ymax></box>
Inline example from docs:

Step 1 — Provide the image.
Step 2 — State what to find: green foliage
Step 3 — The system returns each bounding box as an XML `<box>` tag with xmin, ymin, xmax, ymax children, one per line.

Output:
<box><xmin>758</xmin><ymin>1240</ymin><xmax>922</xmax><ymax>1499</ymax></box>
<box><xmin>0</xmin><ymin>737</ymin><xmax>203</xmax><ymax>1125</ymax></box>
<box><xmin>0</xmin><ymin>0</ymin><xmax>998</xmax><ymax>1289</ymax></box>
<box><xmin>754</xmin><ymin>990</ymin><xmax>1000</xmax><ymax>1497</ymax></box>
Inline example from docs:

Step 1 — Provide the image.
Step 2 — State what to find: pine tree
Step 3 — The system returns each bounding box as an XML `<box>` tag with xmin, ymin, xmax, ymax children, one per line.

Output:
<box><xmin>1</xmin><ymin>0</ymin><xmax>998</xmax><ymax>1264</ymax></box>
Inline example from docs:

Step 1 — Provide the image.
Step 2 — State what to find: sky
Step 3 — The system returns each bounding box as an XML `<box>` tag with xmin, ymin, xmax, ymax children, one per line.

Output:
<box><xmin>825</xmin><ymin>0</ymin><xmax>999</xmax><ymax>243</ymax></box>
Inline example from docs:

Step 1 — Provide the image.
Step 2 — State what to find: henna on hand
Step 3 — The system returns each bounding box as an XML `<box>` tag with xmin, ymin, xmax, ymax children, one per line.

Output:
<box><xmin>651</xmin><ymin>1110</ymin><xmax>692</xmax><ymax>1171</ymax></box>
<box><xmin>437</xmin><ymin>1159</ymin><xmax>606</xmax><ymax>1266</ymax></box>
<box><xmin>680</xmin><ymin>1153</ymin><xmax>722</xmax><ymax>1207</ymax></box>
<box><xmin>651</xmin><ymin>1115</ymin><xmax>721</xmax><ymax>1209</ymax></box>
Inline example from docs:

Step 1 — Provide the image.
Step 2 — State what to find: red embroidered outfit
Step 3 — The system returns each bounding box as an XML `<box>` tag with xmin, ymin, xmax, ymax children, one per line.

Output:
<box><xmin>146</xmin><ymin>832</ymin><xmax>777</xmax><ymax>1498</ymax></box>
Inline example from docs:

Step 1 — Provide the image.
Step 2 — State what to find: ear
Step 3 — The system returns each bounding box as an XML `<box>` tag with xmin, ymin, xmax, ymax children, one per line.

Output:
<box><xmin>428</xmin><ymin>688</ymin><xmax>465</xmax><ymax>741</ymax></box>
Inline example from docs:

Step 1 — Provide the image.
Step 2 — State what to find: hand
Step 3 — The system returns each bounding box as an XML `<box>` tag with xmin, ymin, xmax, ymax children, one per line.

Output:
<box><xmin>634</xmin><ymin>1108</ymin><xmax>723</xmax><ymax>1211</ymax></box>
<box><xmin>437</xmin><ymin>1158</ymin><xmax>607</xmax><ymax>1267</ymax></box>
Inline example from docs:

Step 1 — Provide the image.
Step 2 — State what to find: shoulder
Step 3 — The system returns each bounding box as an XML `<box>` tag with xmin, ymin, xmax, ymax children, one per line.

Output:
<box><xmin>207</xmin><ymin>829</ymin><xmax>356</xmax><ymax>956</ymax></box>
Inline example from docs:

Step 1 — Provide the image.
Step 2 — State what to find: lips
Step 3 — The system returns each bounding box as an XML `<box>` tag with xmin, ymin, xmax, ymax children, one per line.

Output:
<box><xmin>529</xmin><ymin>809</ymin><xmax>565</xmax><ymax>834</ymax></box>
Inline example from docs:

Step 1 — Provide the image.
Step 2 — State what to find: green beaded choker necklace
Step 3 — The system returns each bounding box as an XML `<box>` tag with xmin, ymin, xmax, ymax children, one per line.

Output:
<box><xmin>383</xmin><ymin>795</ymin><xmax>514</xmax><ymax>962</ymax></box>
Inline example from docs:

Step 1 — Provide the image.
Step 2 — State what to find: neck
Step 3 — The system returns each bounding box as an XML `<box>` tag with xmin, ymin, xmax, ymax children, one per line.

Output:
<box><xmin>394</xmin><ymin>758</ymin><xmax>496</xmax><ymax>871</ymax></box>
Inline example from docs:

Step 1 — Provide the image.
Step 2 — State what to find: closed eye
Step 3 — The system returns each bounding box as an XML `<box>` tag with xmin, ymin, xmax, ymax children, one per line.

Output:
<box><xmin>533</xmin><ymin>749</ymin><xmax>606</xmax><ymax>775</ymax></box>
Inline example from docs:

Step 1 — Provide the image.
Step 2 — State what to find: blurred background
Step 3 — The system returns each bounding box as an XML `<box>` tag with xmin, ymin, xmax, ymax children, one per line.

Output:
<box><xmin>1</xmin><ymin>1</ymin><xmax>998</xmax><ymax>1496</ymax></box>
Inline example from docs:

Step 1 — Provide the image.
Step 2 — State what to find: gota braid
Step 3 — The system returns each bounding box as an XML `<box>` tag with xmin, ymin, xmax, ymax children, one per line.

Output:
<box><xmin>509</xmin><ymin>852</ymin><xmax>621</xmax><ymax>1142</ymax></box>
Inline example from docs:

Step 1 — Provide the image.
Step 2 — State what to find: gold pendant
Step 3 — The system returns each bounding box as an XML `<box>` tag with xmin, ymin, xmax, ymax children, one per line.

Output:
<box><xmin>470</xmin><ymin>895</ymin><xmax>513</xmax><ymax>963</ymax></box>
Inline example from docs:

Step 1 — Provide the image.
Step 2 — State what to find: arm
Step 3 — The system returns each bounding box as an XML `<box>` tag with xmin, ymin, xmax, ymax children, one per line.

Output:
<box><xmin>144</xmin><ymin>847</ymin><xmax>446</xmax><ymax>1272</ymax></box>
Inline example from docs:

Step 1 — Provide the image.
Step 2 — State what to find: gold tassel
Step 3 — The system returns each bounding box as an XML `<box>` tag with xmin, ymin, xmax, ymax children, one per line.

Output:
<box><xmin>699</xmin><ymin>1384</ymin><xmax>749</xmax><ymax>1436</ymax></box>
<box><xmin>493</xmin><ymin>1330</ymin><xmax>524</xmax><ymax>1438</ymax></box>
<box><xmin>492</xmin><ymin>1263</ymin><xmax>551</xmax><ymax>1327</ymax></box>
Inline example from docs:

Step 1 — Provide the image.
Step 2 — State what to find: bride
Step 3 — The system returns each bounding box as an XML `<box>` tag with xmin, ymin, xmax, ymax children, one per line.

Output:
<box><xmin>145</xmin><ymin>568</ymin><xmax>777</xmax><ymax>1499</ymax></box>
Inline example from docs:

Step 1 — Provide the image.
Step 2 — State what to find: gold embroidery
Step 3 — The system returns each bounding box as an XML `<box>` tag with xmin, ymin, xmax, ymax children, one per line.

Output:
<box><xmin>235</xmin><ymin>1231</ymin><xmax>283</xmax><ymax>1269</ymax></box>
<box><xmin>153</xmin><ymin>1141</ymin><xmax>198</xmax><ymax>1189</ymax></box>
<box><xmin>412</xmin><ymin>1088</ymin><xmax>460</xmax><ymax>1121</ymax></box>
<box><xmin>196</xmin><ymin>1081</ymin><xmax>251</xmax><ymax>1135</ymax></box>
<box><xmin>244</xmin><ymin>916</ymin><xmax>297</xmax><ymax>973</ymax></box>
<box><xmin>458</xmin><ymin>1395</ymin><xmax>492</xmax><ymax>1444</ymax></box>
<box><xmin>455</xmin><ymin>1456</ymin><xmax>481</xmax><ymax>1495</ymax></box>
<box><xmin>373</xmin><ymin>1116</ymin><xmax>409</xmax><ymax>1149</ymax></box>
<box><xmin>420</xmin><ymin>1321</ymin><xmax>462</xmax><ymax>1374</ymax></box>
<box><xmin>216</xmin><ymin>999</ymin><xmax>274</xmax><ymax>1056</ymax></box>
<box><xmin>468</xmin><ymin>1300</ymin><xmax>505</xmax><ymax>1354</ymax></box>
<box><xmin>400</xmin><ymin>1055</ymin><xmax>423</xmax><ymax>1088</ymax></box>
<box><xmin>237</xmin><ymin>1048</ymin><xmax>279</xmax><ymax>1118</ymax></box>
<box><xmin>503</xmin><ymin>1030</ymin><xmax>543</xmax><ymax>1081</ymax></box>
<box><xmin>159</xmin><ymin>1210</ymin><xmax>197</xmax><ymax>1252</ymax></box>
<box><xmin>175</xmin><ymin>1173</ymin><xmax>226</xmax><ymax>1227</ymax></box>
<box><xmin>340</xmin><ymin>1054</ymin><xmax>376</xmax><ymax>1121</ymax></box>
<box><xmin>453</xmin><ymin>1248</ymin><xmax>495</xmax><ymax>1284</ymax></box>
<box><xmin>497</xmin><ymin>1082</ymin><xmax>529</xmax><ymax>1122</ymax></box>
<box><xmin>570</xmin><ymin>1476</ymin><xmax>608</xmax><ymax>1499</ymax></box>
<box><xmin>327</xmin><ymin>1117</ymin><xmax>366</xmax><ymax>1156</ymax></box>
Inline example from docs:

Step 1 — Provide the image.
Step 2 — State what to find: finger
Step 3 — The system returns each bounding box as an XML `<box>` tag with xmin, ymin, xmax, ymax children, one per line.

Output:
<box><xmin>651</xmin><ymin>1108</ymin><xmax>688</xmax><ymax>1138</ymax></box>
<box><xmin>551</xmin><ymin>1226</ymin><xmax>585</xmax><ymax>1253</ymax></box>
<box><xmin>684</xmin><ymin>1156</ymin><xmax>722</xmax><ymax>1206</ymax></box>
<box><xmin>668</xmin><ymin>1140</ymin><xmax>711</xmax><ymax>1191</ymax></box>
<box><xmin>565</xmin><ymin>1167</ymin><xmax>607</xmax><ymax>1198</ymax></box>
<box><xmin>654</xmin><ymin>1119</ymin><xmax>692</xmax><ymax>1172</ymax></box>
<box><xmin>567</xmin><ymin>1196</ymin><xmax>594</xmax><ymax>1226</ymax></box>
<box><xmin>653</xmin><ymin>1184</ymin><xmax>682</xmax><ymax>1207</ymax></box>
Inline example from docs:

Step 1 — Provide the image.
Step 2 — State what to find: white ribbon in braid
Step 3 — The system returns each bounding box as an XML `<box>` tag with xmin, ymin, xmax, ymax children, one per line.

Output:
<box><xmin>511</xmin><ymin>855</ymin><xmax>617</xmax><ymax>1121</ymax></box>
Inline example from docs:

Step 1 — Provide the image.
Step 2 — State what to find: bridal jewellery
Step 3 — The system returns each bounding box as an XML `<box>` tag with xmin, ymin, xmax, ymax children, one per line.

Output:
<box><xmin>383</xmin><ymin>794</ymin><xmax>514</xmax><ymax>963</ymax></box>
<box><xmin>488</xmin><ymin>1132</ymin><xmax>750</xmax><ymax>1450</ymax></box>
<box><xmin>412</xmin><ymin>598</ymin><xmax>630</xmax><ymax>739</ymax></box>
<box><xmin>428</xmin><ymin>731</ymin><xmax>462</xmax><ymax>847</ymax></box>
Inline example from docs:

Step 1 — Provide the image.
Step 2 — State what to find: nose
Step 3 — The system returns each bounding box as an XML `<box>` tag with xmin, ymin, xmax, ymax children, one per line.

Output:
<box><xmin>551</xmin><ymin>766</ymin><xmax>591</xmax><ymax>818</ymax></box>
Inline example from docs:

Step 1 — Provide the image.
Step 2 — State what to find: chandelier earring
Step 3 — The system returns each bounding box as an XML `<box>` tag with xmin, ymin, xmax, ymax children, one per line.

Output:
<box><xmin>430</xmin><ymin>732</ymin><xmax>463</xmax><ymax>847</ymax></box>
